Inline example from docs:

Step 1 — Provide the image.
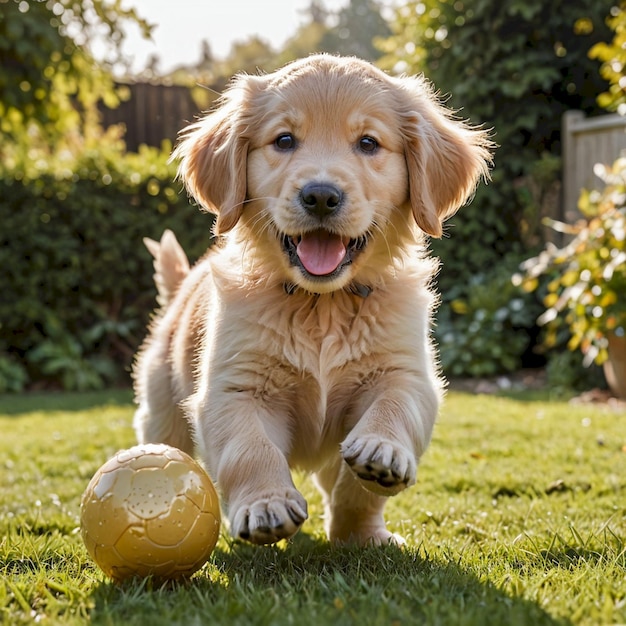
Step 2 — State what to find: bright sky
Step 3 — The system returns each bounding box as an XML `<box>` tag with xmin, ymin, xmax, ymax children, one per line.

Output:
<box><xmin>119</xmin><ymin>0</ymin><xmax>349</xmax><ymax>74</ymax></box>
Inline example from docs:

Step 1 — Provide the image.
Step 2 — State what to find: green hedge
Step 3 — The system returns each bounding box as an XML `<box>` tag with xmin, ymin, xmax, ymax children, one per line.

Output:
<box><xmin>0</xmin><ymin>149</ymin><xmax>212</xmax><ymax>392</ymax></box>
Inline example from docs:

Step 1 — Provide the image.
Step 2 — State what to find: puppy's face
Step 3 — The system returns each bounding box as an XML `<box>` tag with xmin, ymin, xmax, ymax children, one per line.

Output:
<box><xmin>245</xmin><ymin>68</ymin><xmax>409</xmax><ymax>293</ymax></box>
<box><xmin>174</xmin><ymin>56</ymin><xmax>492</xmax><ymax>294</ymax></box>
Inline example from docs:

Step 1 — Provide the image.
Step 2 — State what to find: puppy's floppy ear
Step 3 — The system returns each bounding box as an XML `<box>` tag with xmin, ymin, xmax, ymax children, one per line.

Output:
<box><xmin>398</xmin><ymin>75</ymin><xmax>494</xmax><ymax>238</ymax></box>
<box><xmin>172</xmin><ymin>75</ymin><xmax>261</xmax><ymax>235</ymax></box>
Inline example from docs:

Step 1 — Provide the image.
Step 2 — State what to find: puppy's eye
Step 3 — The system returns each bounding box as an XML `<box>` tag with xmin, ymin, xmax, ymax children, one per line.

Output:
<box><xmin>274</xmin><ymin>133</ymin><xmax>296</xmax><ymax>151</ymax></box>
<box><xmin>358</xmin><ymin>136</ymin><xmax>379</xmax><ymax>154</ymax></box>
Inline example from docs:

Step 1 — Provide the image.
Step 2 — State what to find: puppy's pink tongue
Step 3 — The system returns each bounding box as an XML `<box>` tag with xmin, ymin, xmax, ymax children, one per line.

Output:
<box><xmin>296</xmin><ymin>230</ymin><xmax>347</xmax><ymax>276</ymax></box>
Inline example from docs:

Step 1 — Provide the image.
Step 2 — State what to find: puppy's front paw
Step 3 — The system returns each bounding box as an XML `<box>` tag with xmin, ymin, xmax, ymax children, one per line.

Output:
<box><xmin>230</xmin><ymin>490</ymin><xmax>308</xmax><ymax>545</ymax></box>
<box><xmin>341</xmin><ymin>435</ymin><xmax>416</xmax><ymax>496</ymax></box>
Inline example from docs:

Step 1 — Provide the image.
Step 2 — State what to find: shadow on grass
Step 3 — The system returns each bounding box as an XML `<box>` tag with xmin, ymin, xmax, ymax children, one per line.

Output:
<box><xmin>89</xmin><ymin>533</ymin><xmax>572</xmax><ymax>626</ymax></box>
<box><xmin>0</xmin><ymin>388</ymin><xmax>133</xmax><ymax>416</ymax></box>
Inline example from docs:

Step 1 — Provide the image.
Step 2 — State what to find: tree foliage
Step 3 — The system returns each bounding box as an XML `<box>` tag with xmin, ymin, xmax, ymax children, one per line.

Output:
<box><xmin>0</xmin><ymin>0</ymin><xmax>150</xmax><ymax>144</ymax></box>
<box><xmin>218</xmin><ymin>36</ymin><xmax>278</xmax><ymax>78</ymax></box>
<box><xmin>182</xmin><ymin>0</ymin><xmax>391</xmax><ymax>83</ymax></box>
<box><xmin>320</xmin><ymin>0</ymin><xmax>392</xmax><ymax>61</ymax></box>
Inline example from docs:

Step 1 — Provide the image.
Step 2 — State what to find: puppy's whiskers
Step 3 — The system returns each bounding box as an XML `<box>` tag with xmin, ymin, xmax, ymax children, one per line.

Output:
<box><xmin>248</xmin><ymin>207</ymin><xmax>274</xmax><ymax>237</ymax></box>
<box><xmin>194</xmin><ymin>83</ymin><xmax>222</xmax><ymax>98</ymax></box>
<box><xmin>224</xmin><ymin>196</ymin><xmax>279</xmax><ymax>216</ymax></box>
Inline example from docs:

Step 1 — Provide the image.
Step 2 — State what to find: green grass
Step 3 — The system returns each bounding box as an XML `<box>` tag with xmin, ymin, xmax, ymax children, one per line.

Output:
<box><xmin>1</xmin><ymin>389</ymin><xmax>625</xmax><ymax>625</ymax></box>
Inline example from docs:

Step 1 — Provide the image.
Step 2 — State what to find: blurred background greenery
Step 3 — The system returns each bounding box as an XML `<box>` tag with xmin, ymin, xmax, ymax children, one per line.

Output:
<box><xmin>1</xmin><ymin>0</ymin><xmax>625</xmax><ymax>394</ymax></box>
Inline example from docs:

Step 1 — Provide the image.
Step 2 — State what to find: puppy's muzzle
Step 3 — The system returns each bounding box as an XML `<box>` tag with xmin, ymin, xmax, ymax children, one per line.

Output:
<box><xmin>281</xmin><ymin>181</ymin><xmax>368</xmax><ymax>286</ymax></box>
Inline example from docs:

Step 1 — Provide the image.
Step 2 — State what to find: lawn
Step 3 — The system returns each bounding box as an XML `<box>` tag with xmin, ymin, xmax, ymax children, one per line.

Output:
<box><xmin>1</xmin><ymin>388</ymin><xmax>624</xmax><ymax>625</ymax></box>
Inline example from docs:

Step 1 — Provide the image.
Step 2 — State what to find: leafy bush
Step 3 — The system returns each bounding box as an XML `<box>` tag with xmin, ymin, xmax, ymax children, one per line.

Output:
<box><xmin>0</xmin><ymin>143</ymin><xmax>212</xmax><ymax>391</ymax></box>
<box><xmin>435</xmin><ymin>258</ymin><xmax>542</xmax><ymax>378</ymax></box>
<box><xmin>516</xmin><ymin>157</ymin><xmax>626</xmax><ymax>367</ymax></box>
<box><xmin>544</xmin><ymin>345</ymin><xmax>606</xmax><ymax>393</ymax></box>
<box><xmin>0</xmin><ymin>354</ymin><xmax>28</xmax><ymax>393</ymax></box>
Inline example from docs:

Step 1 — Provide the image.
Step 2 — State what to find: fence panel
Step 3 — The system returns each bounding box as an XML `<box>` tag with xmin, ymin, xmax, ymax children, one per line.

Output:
<box><xmin>562</xmin><ymin>110</ymin><xmax>626</xmax><ymax>223</ymax></box>
<box><xmin>100</xmin><ymin>83</ymin><xmax>203</xmax><ymax>151</ymax></box>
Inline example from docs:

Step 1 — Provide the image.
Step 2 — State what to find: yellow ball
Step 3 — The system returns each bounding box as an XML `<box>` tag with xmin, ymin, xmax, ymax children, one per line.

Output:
<box><xmin>80</xmin><ymin>443</ymin><xmax>220</xmax><ymax>582</ymax></box>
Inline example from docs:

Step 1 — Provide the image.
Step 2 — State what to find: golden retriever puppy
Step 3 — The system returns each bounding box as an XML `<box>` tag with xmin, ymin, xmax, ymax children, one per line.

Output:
<box><xmin>133</xmin><ymin>54</ymin><xmax>492</xmax><ymax>546</ymax></box>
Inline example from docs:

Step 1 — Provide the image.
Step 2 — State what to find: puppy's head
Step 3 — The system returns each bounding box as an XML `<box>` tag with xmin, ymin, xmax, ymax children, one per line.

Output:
<box><xmin>173</xmin><ymin>55</ymin><xmax>493</xmax><ymax>294</ymax></box>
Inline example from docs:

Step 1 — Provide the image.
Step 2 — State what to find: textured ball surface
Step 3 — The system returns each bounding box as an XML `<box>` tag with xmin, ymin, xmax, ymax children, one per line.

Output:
<box><xmin>80</xmin><ymin>443</ymin><xmax>220</xmax><ymax>581</ymax></box>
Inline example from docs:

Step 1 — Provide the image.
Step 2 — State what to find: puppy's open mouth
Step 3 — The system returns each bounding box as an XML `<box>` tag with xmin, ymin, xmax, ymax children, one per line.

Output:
<box><xmin>281</xmin><ymin>230</ymin><xmax>367</xmax><ymax>279</ymax></box>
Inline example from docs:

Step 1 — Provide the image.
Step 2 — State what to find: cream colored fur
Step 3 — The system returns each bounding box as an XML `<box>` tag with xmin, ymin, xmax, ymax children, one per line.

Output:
<box><xmin>133</xmin><ymin>54</ymin><xmax>492</xmax><ymax>546</ymax></box>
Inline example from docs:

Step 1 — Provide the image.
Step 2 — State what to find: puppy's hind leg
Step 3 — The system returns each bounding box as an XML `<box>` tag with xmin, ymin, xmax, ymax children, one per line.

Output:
<box><xmin>133</xmin><ymin>347</ymin><xmax>195</xmax><ymax>455</ymax></box>
<box><xmin>134</xmin><ymin>401</ymin><xmax>194</xmax><ymax>456</ymax></box>
<box><xmin>134</xmin><ymin>229</ymin><xmax>195</xmax><ymax>454</ymax></box>
<box><xmin>314</xmin><ymin>455</ymin><xmax>404</xmax><ymax>546</ymax></box>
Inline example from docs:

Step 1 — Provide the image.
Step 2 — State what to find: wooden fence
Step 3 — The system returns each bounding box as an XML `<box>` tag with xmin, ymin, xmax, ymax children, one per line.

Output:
<box><xmin>562</xmin><ymin>110</ymin><xmax>626</xmax><ymax>223</ymax></box>
<box><xmin>100</xmin><ymin>82</ymin><xmax>204</xmax><ymax>152</ymax></box>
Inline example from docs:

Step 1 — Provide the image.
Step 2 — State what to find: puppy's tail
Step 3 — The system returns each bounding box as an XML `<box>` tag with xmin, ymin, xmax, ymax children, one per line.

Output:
<box><xmin>143</xmin><ymin>229</ymin><xmax>190</xmax><ymax>308</ymax></box>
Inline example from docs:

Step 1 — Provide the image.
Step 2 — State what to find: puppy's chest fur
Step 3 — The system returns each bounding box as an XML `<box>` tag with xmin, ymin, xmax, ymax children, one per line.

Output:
<box><xmin>219</xmin><ymin>285</ymin><xmax>414</xmax><ymax>466</ymax></box>
<box><xmin>259</xmin><ymin>289</ymin><xmax>382</xmax><ymax>372</ymax></box>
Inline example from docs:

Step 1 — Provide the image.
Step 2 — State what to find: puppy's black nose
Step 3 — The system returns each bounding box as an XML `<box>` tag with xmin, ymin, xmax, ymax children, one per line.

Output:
<box><xmin>299</xmin><ymin>182</ymin><xmax>343</xmax><ymax>218</ymax></box>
